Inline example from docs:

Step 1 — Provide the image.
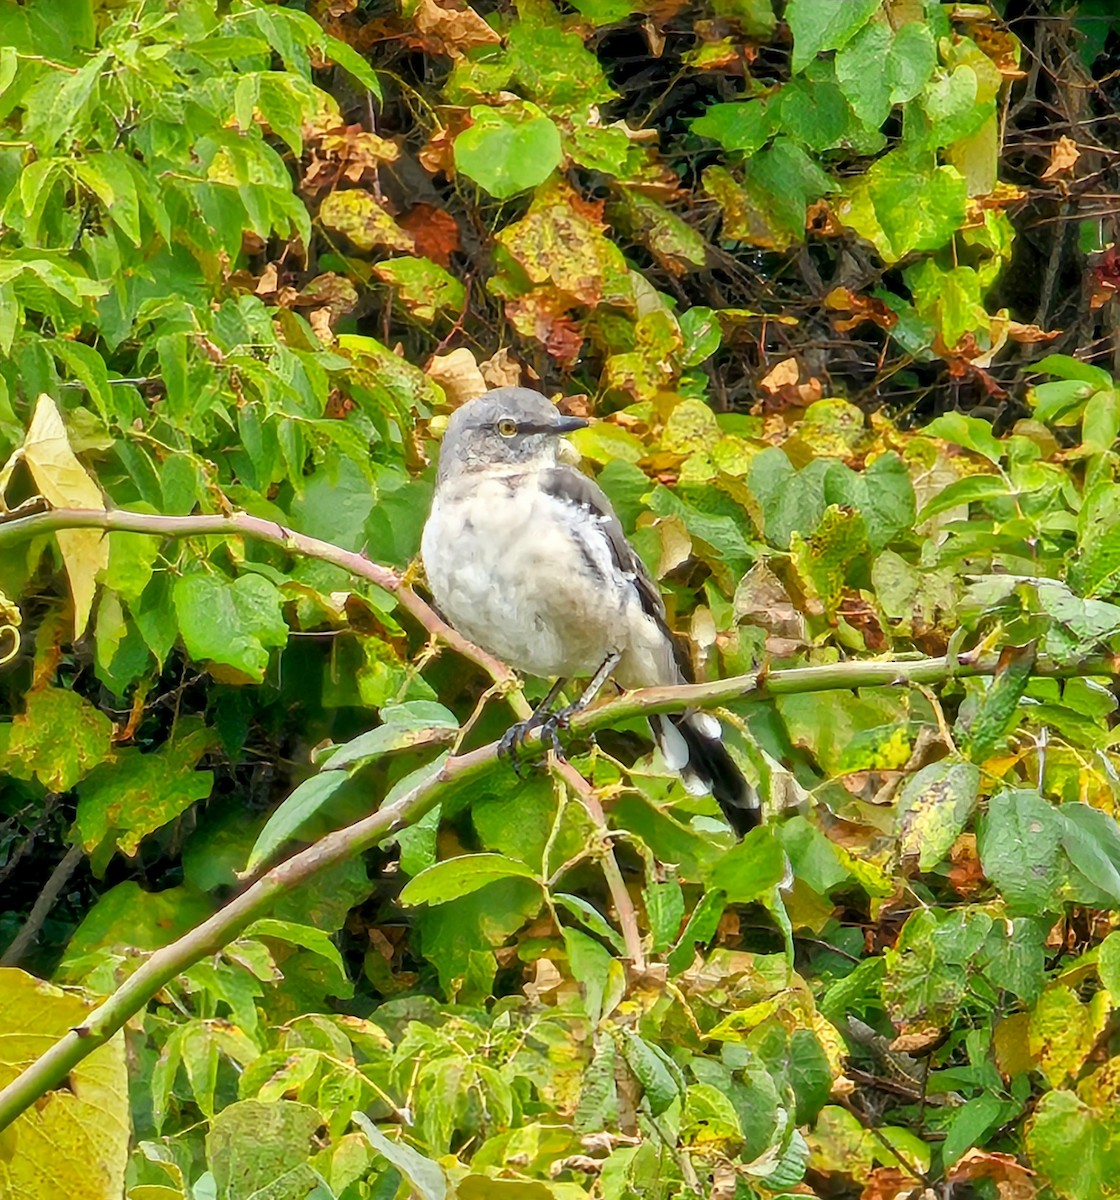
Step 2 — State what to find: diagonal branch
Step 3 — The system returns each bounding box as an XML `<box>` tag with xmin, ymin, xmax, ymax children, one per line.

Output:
<box><xmin>0</xmin><ymin>504</ymin><xmax>1115</xmax><ymax>1131</ymax></box>
<box><xmin>0</xmin><ymin>643</ymin><xmax>1112</xmax><ymax>1131</ymax></box>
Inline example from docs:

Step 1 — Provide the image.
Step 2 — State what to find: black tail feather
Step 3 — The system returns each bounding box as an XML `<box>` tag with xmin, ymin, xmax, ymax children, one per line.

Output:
<box><xmin>650</xmin><ymin>712</ymin><xmax>761</xmax><ymax>836</ymax></box>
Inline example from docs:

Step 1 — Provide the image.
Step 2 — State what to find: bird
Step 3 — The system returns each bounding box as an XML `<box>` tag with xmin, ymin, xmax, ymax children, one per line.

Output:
<box><xmin>420</xmin><ymin>386</ymin><xmax>760</xmax><ymax>835</ymax></box>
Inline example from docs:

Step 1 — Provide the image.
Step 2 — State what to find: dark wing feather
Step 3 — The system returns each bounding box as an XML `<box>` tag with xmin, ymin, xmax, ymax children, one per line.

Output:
<box><xmin>538</xmin><ymin>466</ymin><xmax>689</xmax><ymax>677</ymax></box>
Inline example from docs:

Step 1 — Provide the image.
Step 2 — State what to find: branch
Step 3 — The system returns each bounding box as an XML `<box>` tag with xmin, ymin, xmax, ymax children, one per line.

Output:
<box><xmin>0</xmin><ymin>643</ymin><xmax>1112</xmax><ymax>1130</ymax></box>
<box><xmin>0</xmin><ymin>504</ymin><xmax>1115</xmax><ymax>1130</ymax></box>
<box><xmin>0</xmin><ymin>506</ymin><xmax>519</xmax><ymax>695</ymax></box>
<box><xmin>0</xmin><ymin>843</ymin><xmax>83</xmax><ymax>967</ymax></box>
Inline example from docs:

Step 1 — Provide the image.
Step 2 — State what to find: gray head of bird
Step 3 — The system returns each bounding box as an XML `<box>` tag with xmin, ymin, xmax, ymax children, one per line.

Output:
<box><xmin>436</xmin><ymin>388</ymin><xmax>589</xmax><ymax>482</ymax></box>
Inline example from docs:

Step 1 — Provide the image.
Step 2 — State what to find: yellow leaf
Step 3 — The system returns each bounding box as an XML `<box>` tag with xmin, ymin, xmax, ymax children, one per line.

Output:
<box><xmin>0</xmin><ymin>967</ymin><xmax>129</xmax><ymax>1200</ymax></box>
<box><xmin>21</xmin><ymin>395</ymin><xmax>108</xmax><ymax>638</ymax></box>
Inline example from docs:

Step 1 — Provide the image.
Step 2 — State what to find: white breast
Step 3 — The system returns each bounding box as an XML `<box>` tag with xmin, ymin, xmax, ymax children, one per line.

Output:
<box><xmin>421</xmin><ymin>472</ymin><xmax>628</xmax><ymax>679</ymax></box>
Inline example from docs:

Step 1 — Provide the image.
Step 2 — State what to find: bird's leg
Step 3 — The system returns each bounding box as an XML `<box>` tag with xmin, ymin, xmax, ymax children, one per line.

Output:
<box><xmin>540</xmin><ymin>651</ymin><xmax>622</xmax><ymax>757</ymax></box>
<box><xmin>498</xmin><ymin>677</ymin><xmax>568</xmax><ymax>774</ymax></box>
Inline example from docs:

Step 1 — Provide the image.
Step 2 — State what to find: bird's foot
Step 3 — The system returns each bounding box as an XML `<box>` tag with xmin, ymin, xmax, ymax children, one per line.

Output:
<box><xmin>497</xmin><ymin>716</ymin><xmax>542</xmax><ymax>776</ymax></box>
<box><xmin>539</xmin><ymin>705</ymin><xmax>576</xmax><ymax>759</ymax></box>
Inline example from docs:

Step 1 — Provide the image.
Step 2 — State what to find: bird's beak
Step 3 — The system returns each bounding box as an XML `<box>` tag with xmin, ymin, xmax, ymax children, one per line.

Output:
<box><xmin>552</xmin><ymin>415</ymin><xmax>590</xmax><ymax>434</ymax></box>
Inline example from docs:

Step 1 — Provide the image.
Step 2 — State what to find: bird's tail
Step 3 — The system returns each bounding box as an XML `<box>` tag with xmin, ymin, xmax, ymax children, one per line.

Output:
<box><xmin>650</xmin><ymin>710</ymin><xmax>761</xmax><ymax>835</ymax></box>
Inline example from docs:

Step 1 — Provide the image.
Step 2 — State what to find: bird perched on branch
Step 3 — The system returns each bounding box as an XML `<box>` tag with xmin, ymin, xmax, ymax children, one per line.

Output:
<box><xmin>421</xmin><ymin>386</ymin><xmax>760</xmax><ymax>835</ymax></box>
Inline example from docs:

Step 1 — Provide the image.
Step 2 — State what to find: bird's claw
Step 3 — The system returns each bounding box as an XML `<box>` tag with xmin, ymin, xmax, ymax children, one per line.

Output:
<box><xmin>498</xmin><ymin>705</ymin><xmax>576</xmax><ymax>775</ymax></box>
<box><xmin>497</xmin><ymin>718</ymin><xmax>538</xmax><ymax>776</ymax></box>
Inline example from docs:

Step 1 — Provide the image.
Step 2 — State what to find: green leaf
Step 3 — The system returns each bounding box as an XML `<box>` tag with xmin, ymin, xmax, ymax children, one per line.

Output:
<box><xmin>1059</xmin><ymin>804</ymin><xmax>1120</xmax><ymax>906</ymax></box>
<box><xmin>373</xmin><ymin>256</ymin><xmax>467</xmax><ymax>323</ymax></box>
<box><xmin>1098</xmin><ymin>930</ymin><xmax>1120</xmax><ymax>1002</ymax></box>
<box><xmin>244</xmin><ymin>918</ymin><xmax>348</xmax><ymax>992</ymax></box>
<box><xmin>1033</xmin><ymin>353</ymin><xmax>1114</xmax><ymax>389</ymax></box>
<box><xmin>823</xmin><ymin>452</ymin><xmax>915</xmax><ymax>553</ymax></box>
<box><xmin>836</xmin><ymin>149</ymin><xmax>967</xmax><ymax>262</ymax></box>
<box><xmin>6</xmin><ymin>687</ymin><xmax>113</xmax><ymax>792</ymax></box>
<box><xmin>786</xmin><ymin>0</ymin><xmax>881</xmax><ymax>72</ymax></box>
<box><xmin>644</xmin><ymin>872</ymin><xmax>685</xmax><ymax>954</ymax></box>
<box><xmin>621</xmin><ymin>1030</ymin><xmax>680</xmax><ymax>1117</ymax></box>
<box><xmin>173</xmin><ymin>572</ymin><xmax>288</xmax><ymax>682</ymax></box>
<box><xmin>75</xmin><ymin>725</ymin><xmax>216</xmax><ymax>857</ymax></box>
<box><xmin>323</xmin><ymin>706</ymin><xmax>458</xmax><ymax>772</ymax></box>
<box><xmin>895</xmin><ymin>758</ymin><xmax>980</xmax><ymax>871</ymax></box>
<box><xmin>563</xmin><ymin>924</ymin><xmax>616</xmax><ymax>1024</ymax></box>
<box><xmin>400</xmin><ymin>853</ymin><xmax>541</xmax><ymax>907</ymax></box>
<box><xmin>706</xmin><ymin>826</ymin><xmax>787</xmax><ymax>903</ymax></box>
<box><xmin>206</xmin><ymin>1099</ymin><xmax>323</xmax><ymax>1200</ymax></box>
<box><xmin>916</xmin><ymin>473</ymin><xmax>1011</xmax><ymax>522</ymax></box>
<box><xmin>835</xmin><ymin>18</ymin><xmax>893</xmax><ymax>129</ymax></box>
<box><xmin>887</xmin><ymin>21</ymin><xmax>938</xmax><ymax>104</ymax></box>
<box><xmin>352</xmin><ymin>1113</ymin><xmax>447</xmax><ymax>1200</ymax></box>
<box><xmin>980</xmin><ymin>790</ymin><xmax>1064</xmax><ymax>915</ymax></box>
<box><xmin>924</xmin><ymin>412</ymin><xmax>1004</xmax><ymax>463</ymax></box>
<box><xmin>1026</xmin><ymin>1091</ymin><xmax>1120</xmax><ymax>1200</ymax></box>
<box><xmin>454</xmin><ymin>104</ymin><xmax>562</xmax><ymax>200</ymax></box>
<box><xmin>244</xmin><ymin>771</ymin><xmax>350</xmax><ymax>875</ymax></box>
<box><xmin>692</xmin><ymin>98</ymin><xmax>776</xmax><ymax>156</ymax></box>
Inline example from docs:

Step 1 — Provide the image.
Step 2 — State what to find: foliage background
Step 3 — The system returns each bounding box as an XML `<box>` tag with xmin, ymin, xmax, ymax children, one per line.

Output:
<box><xmin>4</xmin><ymin>0</ymin><xmax>1120</xmax><ymax>1197</ymax></box>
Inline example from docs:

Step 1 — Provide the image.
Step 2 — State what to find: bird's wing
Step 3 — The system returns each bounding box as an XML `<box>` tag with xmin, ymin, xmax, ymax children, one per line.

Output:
<box><xmin>538</xmin><ymin>465</ymin><xmax>689</xmax><ymax>678</ymax></box>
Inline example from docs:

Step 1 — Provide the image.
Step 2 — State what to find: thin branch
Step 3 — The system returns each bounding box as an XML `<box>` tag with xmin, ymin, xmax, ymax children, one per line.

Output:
<box><xmin>0</xmin><ymin>842</ymin><xmax>83</xmax><ymax>966</ymax></box>
<box><xmin>0</xmin><ymin>504</ymin><xmax>1115</xmax><ymax>1131</ymax></box>
<box><xmin>0</xmin><ymin>506</ymin><xmax>519</xmax><ymax>696</ymax></box>
<box><xmin>0</xmin><ymin>641</ymin><xmax>1112</xmax><ymax>1129</ymax></box>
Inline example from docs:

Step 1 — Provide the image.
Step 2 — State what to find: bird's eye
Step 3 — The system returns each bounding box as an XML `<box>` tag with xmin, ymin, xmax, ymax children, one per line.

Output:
<box><xmin>497</xmin><ymin>418</ymin><xmax>518</xmax><ymax>438</ymax></box>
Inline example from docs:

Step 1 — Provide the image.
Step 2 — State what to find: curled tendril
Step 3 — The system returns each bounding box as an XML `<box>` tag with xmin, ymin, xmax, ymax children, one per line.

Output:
<box><xmin>0</xmin><ymin>621</ymin><xmax>19</xmax><ymax>667</ymax></box>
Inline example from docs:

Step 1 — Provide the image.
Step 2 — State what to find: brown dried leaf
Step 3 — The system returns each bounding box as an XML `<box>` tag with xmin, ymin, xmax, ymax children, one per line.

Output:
<box><xmin>824</xmin><ymin>287</ymin><xmax>898</xmax><ymax>333</ymax></box>
<box><xmin>1006</xmin><ymin>320</ymin><xmax>1060</xmax><ymax>344</ymax></box>
<box><xmin>479</xmin><ymin>347</ymin><xmax>522</xmax><ymax>389</ymax></box>
<box><xmin>759</xmin><ymin>357</ymin><xmax>800</xmax><ymax>395</ymax></box>
<box><xmin>1041</xmin><ymin>134</ymin><xmax>1080</xmax><ymax>180</ymax></box>
<box><xmin>398</xmin><ymin>204</ymin><xmax>460</xmax><ymax>268</ymax></box>
<box><xmin>505</xmin><ymin>292</ymin><xmax>584</xmax><ymax>366</ymax></box>
<box><xmin>426</xmin><ymin>348</ymin><xmax>487</xmax><ymax>406</ymax></box>
<box><xmin>407</xmin><ymin>0</ymin><xmax>501</xmax><ymax>58</ymax></box>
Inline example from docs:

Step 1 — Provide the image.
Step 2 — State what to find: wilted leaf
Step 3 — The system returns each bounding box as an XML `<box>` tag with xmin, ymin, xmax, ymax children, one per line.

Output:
<box><xmin>895</xmin><ymin>759</ymin><xmax>980</xmax><ymax>871</ymax></box>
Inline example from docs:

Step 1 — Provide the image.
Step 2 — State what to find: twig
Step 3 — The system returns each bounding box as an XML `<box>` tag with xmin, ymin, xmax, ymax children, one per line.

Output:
<box><xmin>1</xmin><ymin>843</ymin><xmax>83</xmax><ymax>966</ymax></box>
<box><xmin>0</xmin><ymin>742</ymin><xmax>495</xmax><ymax>1132</ymax></box>
<box><xmin>0</xmin><ymin>507</ymin><xmax>519</xmax><ymax>697</ymax></box>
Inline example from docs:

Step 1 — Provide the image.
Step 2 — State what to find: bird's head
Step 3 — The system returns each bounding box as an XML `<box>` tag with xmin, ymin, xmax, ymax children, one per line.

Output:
<box><xmin>436</xmin><ymin>388</ymin><xmax>589</xmax><ymax>481</ymax></box>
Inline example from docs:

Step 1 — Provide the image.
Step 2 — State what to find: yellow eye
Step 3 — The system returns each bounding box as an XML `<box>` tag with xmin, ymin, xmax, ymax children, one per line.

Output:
<box><xmin>497</xmin><ymin>418</ymin><xmax>518</xmax><ymax>438</ymax></box>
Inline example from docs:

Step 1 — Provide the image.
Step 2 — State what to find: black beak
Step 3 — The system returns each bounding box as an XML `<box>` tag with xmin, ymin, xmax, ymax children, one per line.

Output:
<box><xmin>552</xmin><ymin>415</ymin><xmax>590</xmax><ymax>434</ymax></box>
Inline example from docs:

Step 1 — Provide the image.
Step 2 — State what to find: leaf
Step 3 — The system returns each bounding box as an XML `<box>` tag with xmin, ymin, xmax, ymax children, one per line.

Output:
<box><xmin>75</xmin><ymin>725</ymin><xmax>216</xmax><ymax>857</ymax></box>
<box><xmin>15</xmin><ymin>394</ymin><xmax>107</xmax><ymax>637</ymax></box>
<box><xmin>924</xmin><ymin>412</ymin><xmax>1004</xmax><ymax>463</ymax></box>
<box><xmin>400</xmin><ymin>853</ymin><xmax>541</xmax><ymax>906</ymax></box>
<box><xmin>206</xmin><ymin>1099</ymin><xmax>322</xmax><ymax>1200</ymax></box>
<box><xmin>323</xmin><ymin>704</ymin><xmax>459</xmax><ymax>772</ymax></box>
<box><xmin>895</xmin><ymin>759</ymin><xmax>980</xmax><ymax>871</ymax></box>
<box><xmin>244</xmin><ymin>773</ymin><xmax>349</xmax><ymax>875</ymax></box>
<box><xmin>352</xmin><ymin>1113</ymin><xmax>447</xmax><ymax>1200</ymax></box>
<box><xmin>823</xmin><ymin>453</ymin><xmax>915</xmax><ymax>553</ymax></box>
<box><xmin>244</xmin><ymin>918</ymin><xmax>349</xmax><ymax>994</ymax></box>
<box><xmin>172</xmin><ymin>572</ymin><xmax>288</xmax><ymax>682</ymax></box>
<box><xmin>963</xmin><ymin>643</ymin><xmax>1037</xmax><ymax>763</ymax></box>
<box><xmin>916</xmin><ymin>473</ymin><xmax>1011</xmax><ymax>522</ymax></box>
<box><xmin>1026</xmin><ymin>1090</ymin><xmax>1120</xmax><ymax>1200</ymax></box>
<box><xmin>706</xmin><ymin>826</ymin><xmax>787</xmax><ymax>903</ymax></box>
<box><xmin>318</xmin><ymin>189</ymin><xmax>415</xmax><ymax>253</ymax></box>
<box><xmin>6</xmin><ymin>686</ymin><xmax>114</xmax><ymax>792</ymax></box>
<box><xmin>621</xmin><ymin>1029</ymin><xmax>680</xmax><ymax>1117</ymax></box>
<box><xmin>692</xmin><ymin>98</ymin><xmax>776</xmax><ymax>156</ymax></box>
<box><xmin>979</xmin><ymin>790</ymin><xmax>1064</xmax><ymax>916</ymax></box>
<box><xmin>454</xmin><ymin>103</ymin><xmax>562</xmax><ymax>199</ymax></box>
<box><xmin>786</xmin><ymin>0</ymin><xmax>882</xmax><ymax>72</ymax></box>
<box><xmin>1058</xmin><ymin>803</ymin><xmax>1120</xmax><ymax>906</ymax></box>
<box><xmin>373</xmin><ymin>256</ymin><xmax>466</xmax><ymax>322</ymax></box>
<box><xmin>0</xmin><ymin>967</ymin><xmax>128</xmax><ymax>1200</ymax></box>
<box><xmin>644</xmin><ymin>872</ymin><xmax>685</xmax><ymax>954</ymax></box>
<box><xmin>563</xmin><ymin>925</ymin><xmax>616</xmax><ymax>1025</ymax></box>
<box><xmin>835</xmin><ymin>150</ymin><xmax>967</xmax><ymax>262</ymax></box>
<box><xmin>835</xmin><ymin>18</ymin><xmax>893</xmax><ymax>129</ymax></box>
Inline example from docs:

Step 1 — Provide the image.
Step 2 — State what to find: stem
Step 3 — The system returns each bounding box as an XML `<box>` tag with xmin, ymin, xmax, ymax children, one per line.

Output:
<box><xmin>0</xmin><ymin>507</ymin><xmax>517</xmax><ymax>691</ymax></box>
<box><xmin>0</xmin><ymin>505</ymin><xmax>1114</xmax><ymax>1129</ymax></box>
<box><xmin>0</xmin><ymin>743</ymin><xmax>494</xmax><ymax>1133</ymax></box>
<box><xmin>0</xmin><ymin>843</ymin><xmax>83</xmax><ymax>966</ymax></box>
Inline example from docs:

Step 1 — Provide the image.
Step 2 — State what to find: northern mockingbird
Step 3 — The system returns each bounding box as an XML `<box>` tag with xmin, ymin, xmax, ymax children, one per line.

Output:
<box><xmin>421</xmin><ymin>387</ymin><xmax>760</xmax><ymax>835</ymax></box>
